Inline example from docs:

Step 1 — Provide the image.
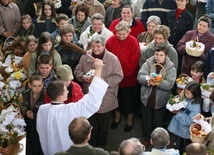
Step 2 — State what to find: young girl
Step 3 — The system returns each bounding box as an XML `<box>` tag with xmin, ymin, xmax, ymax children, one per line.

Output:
<box><xmin>176</xmin><ymin>61</ymin><xmax>205</xmax><ymax>95</ymax></box>
<box><xmin>16</xmin><ymin>14</ymin><xmax>34</xmax><ymax>47</ymax></box>
<box><xmin>22</xmin><ymin>35</ymin><xmax>38</xmax><ymax>75</ymax></box>
<box><xmin>190</xmin><ymin>61</ymin><xmax>206</xmax><ymax>83</ymax></box>
<box><xmin>34</xmin><ymin>1</ymin><xmax>57</xmax><ymax>38</ymax></box>
<box><xmin>168</xmin><ymin>81</ymin><xmax>202</xmax><ymax>154</ymax></box>
<box><xmin>28</xmin><ymin>32</ymin><xmax>62</xmax><ymax>76</ymax></box>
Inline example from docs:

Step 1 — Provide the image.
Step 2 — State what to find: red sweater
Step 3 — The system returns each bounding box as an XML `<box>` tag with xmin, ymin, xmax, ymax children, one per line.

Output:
<box><xmin>45</xmin><ymin>81</ymin><xmax>84</xmax><ymax>104</ymax></box>
<box><xmin>109</xmin><ymin>18</ymin><xmax>146</xmax><ymax>38</ymax></box>
<box><xmin>106</xmin><ymin>34</ymin><xmax>140</xmax><ymax>87</ymax></box>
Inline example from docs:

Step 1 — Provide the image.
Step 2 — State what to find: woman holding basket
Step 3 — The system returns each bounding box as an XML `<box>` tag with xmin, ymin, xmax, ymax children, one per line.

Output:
<box><xmin>177</xmin><ymin>15</ymin><xmax>214</xmax><ymax>76</ymax></box>
<box><xmin>137</xmin><ymin>43</ymin><xmax>176</xmax><ymax>148</ymax></box>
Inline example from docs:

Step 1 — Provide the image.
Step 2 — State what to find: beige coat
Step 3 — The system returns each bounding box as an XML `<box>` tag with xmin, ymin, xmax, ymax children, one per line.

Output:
<box><xmin>74</xmin><ymin>49</ymin><xmax>123</xmax><ymax>113</ymax></box>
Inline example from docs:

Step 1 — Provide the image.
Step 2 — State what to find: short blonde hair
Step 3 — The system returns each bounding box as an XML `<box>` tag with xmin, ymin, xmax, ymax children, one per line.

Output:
<box><xmin>115</xmin><ymin>21</ymin><xmax>131</xmax><ymax>33</ymax></box>
<box><xmin>154</xmin><ymin>25</ymin><xmax>170</xmax><ymax>40</ymax></box>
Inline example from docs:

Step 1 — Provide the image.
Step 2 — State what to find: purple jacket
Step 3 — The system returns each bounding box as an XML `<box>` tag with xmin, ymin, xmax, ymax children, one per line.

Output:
<box><xmin>177</xmin><ymin>29</ymin><xmax>214</xmax><ymax>75</ymax></box>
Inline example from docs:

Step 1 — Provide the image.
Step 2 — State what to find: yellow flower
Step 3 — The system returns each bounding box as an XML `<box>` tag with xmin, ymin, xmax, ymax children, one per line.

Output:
<box><xmin>14</xmin><ymin>72</ymin><xmax>22</xmax><ymax>80</ymax></box>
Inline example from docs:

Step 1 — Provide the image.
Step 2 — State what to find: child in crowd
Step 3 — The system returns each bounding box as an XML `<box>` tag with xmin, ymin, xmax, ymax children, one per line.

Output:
<box><xmin>28</xmin><ymin>31</ymin><xmax>62</xmax><ymax>76</ymax></box>
<box><xmin>35</xmin><ymin>54</ymin><xmax>57</xmax><ymax>89</ymax></box>
<box><xmin>34</xmin><ymin>1</ymin><xmax>57</xmax><ymax>38</ymax></box>
<box><xmin>45</xmin><ymin>64</ymin><xmax>83</xmax><ymax>103</ymax></box>
<box><xmin>16</xmin><ymin>14</ymin><xmax>34</xmax><ymax>47</ymax></box>
<box><xmin>21</xmin><ymin>73</ymin><xmax>45</xmax><ymax>155</ymax></box>
<box><xmin>190</xmin><ymin>61</ymin><xmax>205</xmax><ymax>83</ymax></box>
<box><xmin>177</xmin><ymin>61</ymin><xmax>205</xmax><ymax>95</ymax></box>
<box><xmin>51</xmin><ymin>13</ymin><xmax>79</xmax><ymax>45</ymax></box>
<box><xmin>195</xmin><ymin>90</ymin><xmax>214</xmax><ymax>151</ymax></box>
<box><xmin>22</xmin><ymin>35</ymin><xmax>38</xmax><ymax>75</ymax></box>
<box><xmin>168</xmin><ymin>81</ymin><xmax>202</xmax><ymax>154</ymax></box>
<box><xmin>51</xmin><ymin>13</ymin><xmax>69</xmax><ymax>45</ymax></box>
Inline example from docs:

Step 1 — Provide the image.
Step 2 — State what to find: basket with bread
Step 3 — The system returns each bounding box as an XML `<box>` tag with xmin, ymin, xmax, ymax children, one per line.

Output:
<box><xmin>185</xmin><ymin>37</ymin><xmax>205</xmax><ymax>57</ymax></box>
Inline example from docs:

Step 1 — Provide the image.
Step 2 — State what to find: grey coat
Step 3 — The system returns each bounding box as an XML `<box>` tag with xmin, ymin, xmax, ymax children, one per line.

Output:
<box><xmin>139</xmin><ymin>40</ymin><xmax>178</xmax><ymax>70</ymax></box>
<box><xmin>137</xmin><ymin>56</ymin><xmax>176</xmax><ymax>109</ymax></box>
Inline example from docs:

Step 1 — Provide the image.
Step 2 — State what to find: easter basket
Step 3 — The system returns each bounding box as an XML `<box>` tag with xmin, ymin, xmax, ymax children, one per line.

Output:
<box><xmin>190</xmin><ymin>117</ymin><xmax>208</xmax><ymax>143</ymax></box>
<box><xmin>166</xmin><ymin>94</ymin><xmax>187</xmax><ymax>112</ymax></box>
<box><xmin>149</xmin><ymin>63</ymin><xmax>165</xmax><ymax>85</ymax></box>
<box><xmin>2</xmin><ymin>37</ymin><xmax>15</xmax><ymax>52</ymax></box>
<box><xmin>185</xmin><ymin>37</ymin><xmax>205</xmax><ymax>57</ymax></box>
<box><xmin>201</xmin><ymin>83</ymin><xmax>214</xmax><ymax>98</ymax></box>
<box><xmin>176</xmin><ymin>74</ymin><xmax>192</xmax><ymax>89</ymax></box>
<box><xmin>0</xmin><ymin>103</ymin><xmax>26</xmax><ymax>154</ymax></box>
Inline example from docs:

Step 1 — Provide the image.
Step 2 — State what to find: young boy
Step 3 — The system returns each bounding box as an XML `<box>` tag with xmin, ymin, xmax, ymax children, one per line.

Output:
<box><xmin>35</xmin><ymin>54</ymin><xmax>57</xmax><ymax>89</ymax></box>
<box><xmin>51</xmin><ymin>13</ymin><xmax>78</xmax><ymax>44</ymax></box>
<box><xmin>45</xmin><ymin>64</ymin><xmax>84</xmax><ymax>103</ymax></box>
<box><xmin>21</xmin><ymin>73</ymin><xmax>45</xmax><ymax>155</ymax></box>
<box><xmin>36</xmin><ymin>59</ymin><xmax>108</xmax><ymax>155</ymax></box>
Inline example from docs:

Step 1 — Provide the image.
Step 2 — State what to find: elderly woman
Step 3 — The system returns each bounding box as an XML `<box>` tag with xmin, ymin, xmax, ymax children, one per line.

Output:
<box><xmin>55</xmin><ymin>24</ymin><xmax>83</xmax><ymax>73</ymax></box>
<box><xmin>105</xmin><ymin>0</ymin><xmax>127</xmax><ymax>28</ymax></box>
<box><xmin>74</xmin><ymin>35</ymin><xmax>123</xmax><ymax>147</ymax></box>
<box><xmin>109</xmin><ymin>5</ymin><xmax>145</xmax><ymax>38</ymax></box>
<box><xmin>177</xmin><ymin>15</ymin><xmax>214</xmax><ymax>76</ymax></box>
<box><xmin>106</xmin><ymin>21</ymin><xmax>140</xmax><ymax>133</ymax></box>
<box><xmin>79</xmin><ymin>13</ymin><xmax>113</xmax><ymax>49</ymax></box>
<box><xmin>137</xmin><ymin>44</ymin><xmax>176</xmax><ymax>148</ymax></box>
<box><xmin>0</xmin><ymin>0</ymin><xmax>21</xmax><ymax>40</ymax></box>
<box><xmin>137</xmin><ymin>15</ymin><xmax>161</xmax><ymax>44</ymax></box>
<box><xmin>68</xmin><ymin>3</ymin><xmax>91</xmax><ymax>39</ymax></box>
<box><xmin>139</xmin><ymin>25</ymin><xmax>178</xmax><ymax>70</ymax></box>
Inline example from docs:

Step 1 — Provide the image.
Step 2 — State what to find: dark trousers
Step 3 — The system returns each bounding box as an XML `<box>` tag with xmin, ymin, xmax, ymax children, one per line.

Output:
<box><xmin>142</xmin><ymin>104</ymin><xmax>166</xmax><ymax>142</ymax></box>
<box><xmin>88</xmin><ymin>111</ymin><xmax>111</xmax><ymax>147</ymax></box>
<box><xmin>176</xmin><ymin>136</ymin><xmax>191</xmax><ymax>155</ymax></box>
<box><xmin>26</xmin><ymin>131</ymin><xmax>43</xmax><ymax>155</ymax></box>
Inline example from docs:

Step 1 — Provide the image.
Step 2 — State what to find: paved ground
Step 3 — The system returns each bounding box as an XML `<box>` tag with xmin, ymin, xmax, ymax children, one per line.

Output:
<box><xmin>104</xmin><ymin>111</ymin><xmax>177</xmax><ymax>153</ymax></box>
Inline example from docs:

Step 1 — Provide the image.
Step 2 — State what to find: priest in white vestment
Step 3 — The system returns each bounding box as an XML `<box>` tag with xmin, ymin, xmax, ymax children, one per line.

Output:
<box><xmin>36</xmin><ymin>59</ymin><xmax>108</xmax><ymax>155</ymax></box>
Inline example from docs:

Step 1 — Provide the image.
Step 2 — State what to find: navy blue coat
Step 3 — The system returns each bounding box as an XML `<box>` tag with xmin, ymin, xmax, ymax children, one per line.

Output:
<box><xmin>141</xmin><ymin>0</ymin><xmax>176</xmax><ymax>26</ymax></box>
<box><xmin>164</xmin><ymin>9</ymin><xmax>194</xmax><ymax>48</ymax></box>
<box><xmin>203</xmin><ymin>47</ymin><xmax>214</xmax><ymax>78</ymax></box>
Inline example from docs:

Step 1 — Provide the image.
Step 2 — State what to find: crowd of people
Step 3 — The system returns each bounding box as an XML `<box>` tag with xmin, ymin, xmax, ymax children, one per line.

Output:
<box><xmin>1</xmin><ymin>0</ymin><xmax>214</xmax><ymax>154</ymax></box>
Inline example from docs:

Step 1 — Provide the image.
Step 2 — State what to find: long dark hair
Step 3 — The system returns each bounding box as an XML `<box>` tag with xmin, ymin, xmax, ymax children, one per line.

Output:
<box><xmin>39</xmin><ymin>1</ymin><xmax>56</xmax><ymax>21</ymax></box>
<box><xmin>35</xmin><ymin>32</ymin><xmax>55</xmax><ymax>69</ymax></box>
<box><xmin>185</xmin><ymin>81</ymin><xmax>202</xmax><ymax>104</ymax></box>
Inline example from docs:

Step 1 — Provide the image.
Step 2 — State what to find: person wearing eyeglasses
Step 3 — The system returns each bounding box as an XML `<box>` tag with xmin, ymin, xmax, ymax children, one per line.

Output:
<box><xmin>55</xmin><ymin>117</ymin><xmax>110</xmax><ymax>155</ymax></box>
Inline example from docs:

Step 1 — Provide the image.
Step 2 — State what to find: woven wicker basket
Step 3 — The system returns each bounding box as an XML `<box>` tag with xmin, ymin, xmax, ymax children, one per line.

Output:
<box><xmin>176</xmin><ymin>74</ymin><xmax>190</xmax><ymax>89</ymax></box>
<box><xmin>185</xmin><ymin>37</ymin><xmax>204</xmax><ymax>57</ymax></box>
<box><xmin>190</xmin><ymin>117</ymin><xmax>207</xmax><ymax>143</ymax></box>
<box><xmin>149</xmin><ymin>63</ymin><xmax>165</xmax><ymax>85</ymax></box>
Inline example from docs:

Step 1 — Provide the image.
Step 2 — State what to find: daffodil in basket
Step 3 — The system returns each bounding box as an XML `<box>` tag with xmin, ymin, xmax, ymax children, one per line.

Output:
<box><xmin>166</xmin><ymin>94</ymin><xmax>187</xmax><ymax>112</ymax></box>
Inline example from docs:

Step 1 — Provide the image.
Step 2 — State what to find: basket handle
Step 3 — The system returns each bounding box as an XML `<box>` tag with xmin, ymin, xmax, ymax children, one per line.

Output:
<box><xmin>195</xmin><ymin>37</ymin><xmax>198</xmax><ymax>43</ymax></box>
<box><xmin>178</xmin><ymin>73</ymin><xmax>190</xmax><ymax>78</ymax></box>
<box><xmin>150</xmin><ymin>63</ymin><xmax>166</xmax><ymax>77</ymax></box>
<box><xmin>3</xmin><ymin>36</ymin><xmax>15</xmax><ymax>51</ymax></box>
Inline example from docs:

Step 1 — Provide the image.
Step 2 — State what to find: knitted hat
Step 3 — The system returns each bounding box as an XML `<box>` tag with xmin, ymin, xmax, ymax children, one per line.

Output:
<box><xmin>56</xmin><ymin>65</ymin><xmax>74</xmax><ymax>82</ymax></box>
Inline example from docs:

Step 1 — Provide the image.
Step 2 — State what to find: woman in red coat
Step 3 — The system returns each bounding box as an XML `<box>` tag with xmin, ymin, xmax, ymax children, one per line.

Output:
<box><xmin>108</xmin><ymin>5</ymin><xmax>145</xmax><ymax>38</ymax></box>
<box><xmin>106</xmin><ymin>21</ymin><xmax>140</xmax><ymax>133</ymax></box>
